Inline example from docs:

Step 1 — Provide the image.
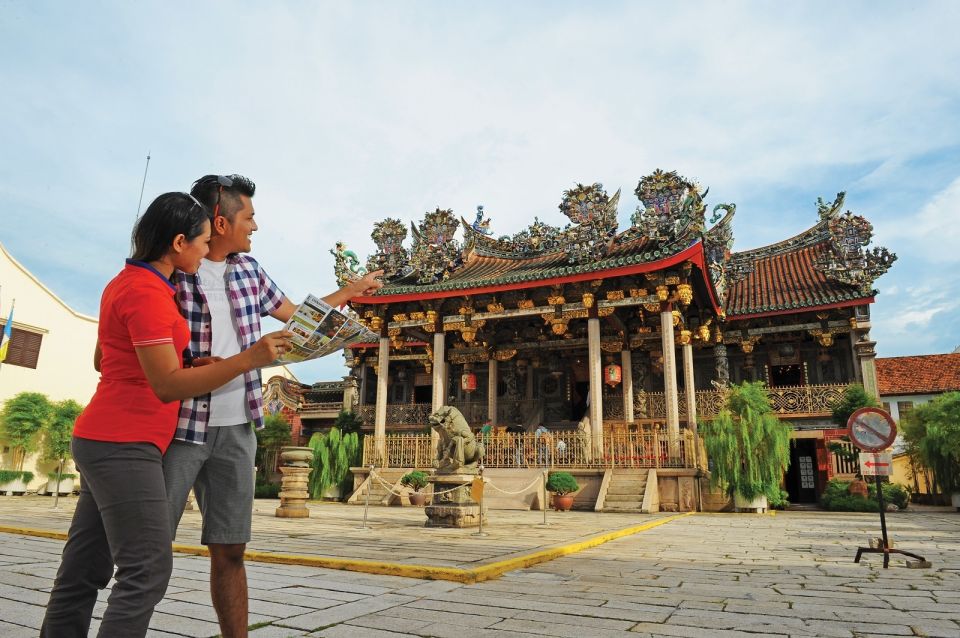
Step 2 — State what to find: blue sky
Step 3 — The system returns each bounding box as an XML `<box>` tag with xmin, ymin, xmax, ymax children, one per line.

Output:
<box><xmin>2</xmin><ymin>0</ymin><xmax>959</xmax><ymax>383</ymax></box>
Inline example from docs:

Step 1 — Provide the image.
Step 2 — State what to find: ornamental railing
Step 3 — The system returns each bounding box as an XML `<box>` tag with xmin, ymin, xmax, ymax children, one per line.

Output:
<box><xmin>362</xmin><ymin>428</ymin><xmax>702</xmax><ymax>470</ymax></box>
<box><xmin>300</xmin><ymin>401</ymin><xmax>344</xmax><ymax>414</ymax></box>
<box><xmin>357</xmin><ymin>384</ymin><xmax>848</xmax><ymax>427</ymax></box>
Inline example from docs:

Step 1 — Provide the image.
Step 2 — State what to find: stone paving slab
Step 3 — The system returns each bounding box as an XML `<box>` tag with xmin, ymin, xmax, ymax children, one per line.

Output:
<box><xmin>0</xmin><ymin>505</ymin><xmax>958</xmax><ymax>637</ymax></box>
<box><xmin>0</xmin><ymin>496</ymin><xmax>672</xmax><ymax>571</ymax></box>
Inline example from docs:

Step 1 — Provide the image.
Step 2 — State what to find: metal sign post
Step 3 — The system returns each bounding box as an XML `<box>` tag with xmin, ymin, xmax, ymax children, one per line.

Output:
<box><xmin>472</xmin><ymin>465</ymin><xmax>488</xmax><ymax>537</ymax></box>
<box><xmin>360</xmin><ymin>464</ymin><xmax>374</xmax><ymax>530</ymax></box>
<box><xmin>847</xmin><ymin>409</ymin><xmax>929</xmax><ymax>569</ymax></box>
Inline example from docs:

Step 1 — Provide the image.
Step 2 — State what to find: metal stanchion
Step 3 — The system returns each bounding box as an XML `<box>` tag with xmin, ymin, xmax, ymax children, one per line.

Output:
<box><xmin>538</xmin><ymin>469</ymin><xmax>550</xmax><ymax>526</ymax></box>
<box><xmin>472</xmin><ymin>464</ymin><xmax>488</xmax><ymax>537</ymax></box>
<box><xmin>360</xmin><ymin>464</ymin><xmax>374</xmax><ymax>530</ymax></box>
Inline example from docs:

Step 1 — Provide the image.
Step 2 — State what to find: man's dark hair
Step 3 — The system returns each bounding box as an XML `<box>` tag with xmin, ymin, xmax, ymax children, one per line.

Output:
<box><xmin>131</xmin><ymin>192</ymin><xmax>210</xmax><ymax>262</ymax></box>
<box><xmin>189</xmin><ymin>174</ymin><xmax>256</xmax><ymax>220</ymax></box>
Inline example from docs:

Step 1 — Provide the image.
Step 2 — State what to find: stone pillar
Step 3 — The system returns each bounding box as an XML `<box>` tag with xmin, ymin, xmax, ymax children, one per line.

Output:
<box><xmin>621</xmin><ymin>349</ymin><xmax>634</xmax><ymax>423</ymax></box>
<box><xmin>358</xmin><ymin>364</ymin><xmax>369</xmax><ymax>405</ymax></box>
<box><xmin>682</xmin><ymin>343</ymin><xmax>697</xmax><ymax>435</ymax></box>
<box><xmin>487</xmin><ymin>358</ymin><xmax>498</xmax><ymax>423</ymax></box>
<box><xmin>587</xmin><ymin>317</ymin><xmax>603</xmax><ymax>454</ymax></box>
<box><xmin>432</xmin><ymin>331</ymin><xmax>446</xmax><ymax>452</ymax></box>
<box><xmin>342</xmin><ymin>375</ymin><xmax>359</xmax><ymax>412</ymax></box>
<box><xmin>374</xmin><ymin>337</ymin><xmax>389</xmax><ymax>464</ymax></box>
<box><xmin>660</xmin><ymin>307</ymin><xmax>680</xmax><ymax>450</ymax></box>
<box><xmin>713</xmin><ymin>343</ymin><xmax>730</xmax><ymax>386</ymax></box>
<box><xmin>855</xmin><ymin>335</ymin><xmax>880</xmax><ymax>401</ymax></box>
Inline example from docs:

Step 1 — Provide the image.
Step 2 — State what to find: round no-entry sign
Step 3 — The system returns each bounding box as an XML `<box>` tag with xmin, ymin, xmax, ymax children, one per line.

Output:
<box><xmin>847</xmin><ymin>407</ymin><xmax>897</xmax><ymax>452</ymax></box>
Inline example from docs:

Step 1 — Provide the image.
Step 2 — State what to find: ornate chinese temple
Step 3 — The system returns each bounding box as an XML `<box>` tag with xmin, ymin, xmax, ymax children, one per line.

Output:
<box><xmin>267</xmin><ymin>169</ymin><xmax>895</xmax><ymax>509</ymax></box>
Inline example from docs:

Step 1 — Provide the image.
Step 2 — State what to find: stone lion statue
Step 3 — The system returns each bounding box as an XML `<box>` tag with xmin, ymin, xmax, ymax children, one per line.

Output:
<box><xmin>430</xmin><ymin>406</ymin><xmax>484</xmax><ymax>474</ymax></box>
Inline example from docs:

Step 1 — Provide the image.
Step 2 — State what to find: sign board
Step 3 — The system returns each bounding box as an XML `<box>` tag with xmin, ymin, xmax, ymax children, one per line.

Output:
<box><xmin>847</xmin><ymin>407</ymin><xmax>897</xmax><ymax>452</ymax></box>
<box><xmin>859</xmin><ymin>452</ymin><xmax>893</xmax><ymax>476</ymax></box>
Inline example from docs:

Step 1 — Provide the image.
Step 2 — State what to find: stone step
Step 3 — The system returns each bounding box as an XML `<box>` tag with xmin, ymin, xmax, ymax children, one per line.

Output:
<box><xmin>603</xmin><ymin>502</ymin><xmax>644</xmax><ymax>512</ymax></box>
<box><xmin>607</xmin><ymin>483</ymin><xmax>646</xmax><ymax>495</ymax></box>
<box><xmin>605</xmin><ymin>492</ymin><xmax>646</xmax><ymax>503</ymax></box>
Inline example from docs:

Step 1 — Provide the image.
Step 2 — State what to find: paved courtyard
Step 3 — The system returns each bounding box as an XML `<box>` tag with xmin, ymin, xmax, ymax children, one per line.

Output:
<box><xmin>0</xmin><ymin>498</ymin><xmax>957</xmax><ymax>637</ymax></box>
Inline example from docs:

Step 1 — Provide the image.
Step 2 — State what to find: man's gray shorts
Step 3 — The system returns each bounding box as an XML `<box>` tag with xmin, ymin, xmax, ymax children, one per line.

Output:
<box><xmin>163</xmin><ymin>423</ymin><xmax>256</xmax><ymax>545</ymax></box>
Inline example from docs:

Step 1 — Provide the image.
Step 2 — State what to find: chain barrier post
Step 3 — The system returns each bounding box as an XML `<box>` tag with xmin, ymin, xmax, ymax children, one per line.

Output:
<box><xmin>540</xmin><ymin>469</ymin><xmax>549</xmax><ymax>526</ymax></box>
<box><xmin>361</xmin><ymin>463</ymin><xmax>374</xmax><ymax>530</ymax></box>
<box><xmin>472</xmin><ymin>464</ymin><xmax>488</xmax><ymax>537</ymax></box>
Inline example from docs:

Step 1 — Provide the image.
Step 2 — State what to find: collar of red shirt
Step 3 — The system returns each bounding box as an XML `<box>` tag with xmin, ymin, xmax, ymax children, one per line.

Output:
<box><xmin>125</xmin><ymin>258</ymin><xmax>176</xmax><ymax>291</ymax></box>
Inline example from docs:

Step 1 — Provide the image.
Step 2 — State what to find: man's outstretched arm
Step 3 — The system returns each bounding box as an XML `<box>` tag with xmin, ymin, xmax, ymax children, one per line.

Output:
<box><xmin>268</xmin><ymin>270</ymin><xmax>384</xmax><ymax>322</ymax></box>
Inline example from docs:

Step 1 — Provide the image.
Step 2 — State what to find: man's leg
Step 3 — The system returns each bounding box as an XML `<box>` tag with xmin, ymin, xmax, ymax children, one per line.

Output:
<box><xmin>163</xmin><ymin>437</ymin><xmax>211</xmax><ymax>540</ymax></box>
<box><xmin>194</xmin><ymin>424</ymin><xmax>257</xmax><ymax>638</ymax></box>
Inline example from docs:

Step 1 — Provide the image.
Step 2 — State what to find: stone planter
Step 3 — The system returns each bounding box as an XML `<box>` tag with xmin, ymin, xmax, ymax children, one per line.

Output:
<box><xmin>951</xmin><ymin>492</ymin><xmax>960</xmax><ymax>512</ymax></box>
<box><xmin>276</xmin><ymin>447</ymin><xmax>314</xmax><ymax>518</ymax></box>
<box><xmin>552</xmin><ymin>494</ymin><xmax>574</xmax><ymax>511</ymax></box>
<box><xmin>733</xmin><ymin>493</ymin><xmax>768</xmax><ymax>513</ymax></box>
<box><xmin>848</xmin><ymin>479</ymin><xmax>869</xmax><ymax>499</ymax></box>
<box><xmin>44</xmin><ymin>477</ymin><xmax>75</xmax><ymax>495</ymax></box>
<box><xmin>408</xmin><ymin>492</ymin><xmax>427</xmax><ymax>507</ymax></box>
<box><xmin>279</xmin><ymin>446</ymin><xmax>314</xmax><ymax>468</ymax></box>
<box><xmin>0</xmin><ymin>478</ymin><xmax>29</xmax><ymax>496</ymax></box>
<box><xmin>321</xmin><ymin>484</ymin><xmax>343</xmax><ymax>501</ymax></box>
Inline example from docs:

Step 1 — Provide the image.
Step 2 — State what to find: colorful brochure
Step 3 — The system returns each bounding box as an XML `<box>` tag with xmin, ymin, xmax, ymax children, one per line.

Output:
<box><xmin>275</xmin><ymin>294</ymin><xmax>377</xmax><ymax>364</ymax></box>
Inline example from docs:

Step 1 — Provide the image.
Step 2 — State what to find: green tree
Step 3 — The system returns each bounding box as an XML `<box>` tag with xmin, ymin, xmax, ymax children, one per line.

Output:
<box><xmin>900</xmin><ymin>392</ymin><xmax>960</xmax><ymax>495</ymax></box>
<box><xmin>0</xmin><ymin>392</ymin><xmax>53</xmax><ymax>471</ymax></box>
<box><xmin>333</xmin><ymin>409</ymin><xmax>363</xmax><ymax>435</ymax></box>
<box><xmin>831</xmin><ymin>384</ymin><xmax>879</xmax><ymax>428</ymax></box>
<box><xmin>308</xmin><ymin>427</ymin><xmax>361</xmax><ymax>499</ymax></box>
<box><xmin>256</xmin><ymin>414</ymin><xmax>292</xmax><ymax>481</ymax></box>
<box><xmin>702</xmin><ymin>381</ymin><xmax>792</xmax><ymax>501</ymax></box>
<box><xmin>45</xmin><ymin>400</ymin><xmax>83</xmax><ymax>505</ymax></box>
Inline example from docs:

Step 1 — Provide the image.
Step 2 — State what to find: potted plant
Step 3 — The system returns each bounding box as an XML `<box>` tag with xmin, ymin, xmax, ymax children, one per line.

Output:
<box><xmin>43</xmin><ymin>399</ymin><xmax>83</xmax><ymax>503</ymax></box>
<box><xmin>901</xmin><ymin>391</ymin><xmax>960</xmax><ymax>510</ymax></box>
<box><xmin>308</xmin><ymin>424</ymin><xmax>362</xmax><ymax>501</ymax></box>
<box><xmin>702</xmin><ymin>381</ymin><xmax>791</xmax><ymax>512</ymax></box>
<box><xmin>546</xmin><ymin>471</ymin><xmax>579</xmax><ymax>511</ymax></box>
<box><xmin>400</xmin><ymin>470</ymin><xmax>430</xmax><ymax>506</ymax></box>
<box><xmin>0</xmin><ymin>392</ymin><xmax>53</xmax><ymax>494</ymax></box>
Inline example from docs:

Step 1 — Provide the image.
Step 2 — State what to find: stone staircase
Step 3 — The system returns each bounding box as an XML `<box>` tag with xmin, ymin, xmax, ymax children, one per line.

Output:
<box><xmin>348</xmin><ymin>469</ymin><xmax>406</xmax><ymax>505</ymax></box>
<box><xmin>602</xmin><ymin>470</ymin><xmax>649</xmax><ymax>513</ymax></box>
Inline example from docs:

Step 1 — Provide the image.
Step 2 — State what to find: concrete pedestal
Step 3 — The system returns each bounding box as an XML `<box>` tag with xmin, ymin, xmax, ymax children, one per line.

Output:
<box><xmin>275</xmin><ymin>466</ymin><xmax>311</xmax><ymax>518</ymax></box>
<box><xmin>425</xmin><ymin>473</ymin><xmax>484</xmax><ymax>528</ymax></box>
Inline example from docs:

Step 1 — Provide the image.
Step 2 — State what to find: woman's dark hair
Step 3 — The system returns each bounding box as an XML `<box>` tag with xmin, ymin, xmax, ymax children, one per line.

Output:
<box><xmin>130</xmin><ymin>192</ymin><xmax>211</xmax><ymax>262</ymax></box>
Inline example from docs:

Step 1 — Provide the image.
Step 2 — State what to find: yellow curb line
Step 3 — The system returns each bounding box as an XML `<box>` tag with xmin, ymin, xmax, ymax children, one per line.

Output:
<box><xmin>0</xmin><ymin>512</ymin><xmax>693</xmax><ymax>584</ymax></box>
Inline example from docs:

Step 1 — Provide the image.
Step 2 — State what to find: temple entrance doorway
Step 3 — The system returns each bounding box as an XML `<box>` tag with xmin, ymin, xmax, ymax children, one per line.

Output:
<box><xmin>785</xmin><ymin>438</ymin><xmax>818</xmax><ymax>503</ymax></box>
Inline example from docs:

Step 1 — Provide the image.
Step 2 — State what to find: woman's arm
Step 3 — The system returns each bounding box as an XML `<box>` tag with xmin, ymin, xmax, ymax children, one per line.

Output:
<box><xmin>94</xmin><ymin>340</ymin><xmax>102</xmax><ymax>372</ymax></box>
<box><xmin>135</xmin><ymin>330</ymin><xmax>292</xmax><ymax>403</ymax></box>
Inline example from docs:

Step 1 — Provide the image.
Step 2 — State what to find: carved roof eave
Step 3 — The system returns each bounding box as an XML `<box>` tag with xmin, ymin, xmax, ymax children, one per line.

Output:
<box><xmin>350</xmin><ymin>241</ymin><xmax>721</xmax><ymax>312</ymax></box>
<box><xmin>728</xmin><ymin>219</ymin><xmax>829</xmax><ymax>265</ymax></box>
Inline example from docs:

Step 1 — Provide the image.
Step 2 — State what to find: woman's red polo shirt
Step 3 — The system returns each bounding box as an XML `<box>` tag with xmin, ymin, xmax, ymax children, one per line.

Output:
<box><xmin>74</xmin><ymin>260</ymin><xmax>190</xmax><ymax>453</ymax></box>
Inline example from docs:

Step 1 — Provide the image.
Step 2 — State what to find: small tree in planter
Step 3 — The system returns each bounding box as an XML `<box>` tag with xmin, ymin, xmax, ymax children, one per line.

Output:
<box><xmin>400</xmin><ymin>470</ymin><xmax>430</xmax><ymax>506</ymax></box>
<box><xmin>901</xmin><ymin>391</ymin><xmax>960</xmax><ymax>509</ymax></box>
<box><xmin>0</xmin><ymin>392</ymin><xmax>53</xmax><ymax>492</ymax></box>
<box><xmin>702</xmin><ymin>381</ymin><xmax>791</xmax><ymax>512</ymax></box>
<box><xmin>43</xmin><ymin>399</ymin><xmax>84</xmax><ymax>504</ymax></box>
<box><xmin>308</xmin><ymin>427</ymin><xmax>361</xmax><ymax>500</ymax></box>
<box><xmin>546</xmin><ymin>471</ymin><xmax>579</xmax><ymax>511</ymax></box>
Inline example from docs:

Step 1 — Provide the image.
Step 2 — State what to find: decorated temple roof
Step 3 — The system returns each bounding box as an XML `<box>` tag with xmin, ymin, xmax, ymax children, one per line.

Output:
<box><xmin>334</xmin><ymin>174</ymin><xmax>895</xmax><ymax>319</ymax></box>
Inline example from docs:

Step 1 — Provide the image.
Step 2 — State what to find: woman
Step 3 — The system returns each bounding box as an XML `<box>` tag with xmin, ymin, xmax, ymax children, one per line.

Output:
<box><xmin>40</xmin><ymin>192</ymin><xmax>291</xmax><ymax>638</ymax></box>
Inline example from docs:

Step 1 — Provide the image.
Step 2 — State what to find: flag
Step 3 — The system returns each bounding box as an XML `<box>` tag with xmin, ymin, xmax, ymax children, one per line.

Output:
<box><xmin>0</xmin><ymin>304</ymin><xmax>13</xmax><ymax>362</ymax></box>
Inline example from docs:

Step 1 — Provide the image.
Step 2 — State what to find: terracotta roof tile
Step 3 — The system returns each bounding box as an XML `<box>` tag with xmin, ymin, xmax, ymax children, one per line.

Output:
<box><xmin>876</xmin><ymin>353</ymin><xmax>960</xmax><ymax>396</ymax></box>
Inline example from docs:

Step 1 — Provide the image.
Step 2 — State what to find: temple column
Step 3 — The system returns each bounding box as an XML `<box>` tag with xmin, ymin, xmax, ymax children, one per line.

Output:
<box><xmin>488</xmin><ymin>358</ymin><xmax>498</xmax><ymax>423</ymax></box>
<box><xmin>431</xmin><ymin>331</ymin><xmax>446</xmax><ymax>452</ymax></box>
<box><xmin>713</xmin><ymin>343</ymin><xmax>730</xmax><ymax>386</ymax></box>
<box><xmin>374</xmin><ymin>337</ymin><xmax>389</xmax><ymax>464</ymax></box>
<box><xmin>358</xmin><ymin>364</ymin><xmax>369</xmax><ymax>405</ymax></box>
<box><xmin>855</xmin><ymin>334</ymin><xmax>880</xmax><ymax>401</ymax></box>
<box><xmin>587</xmin><ymin>317</ymin><xmax>603</xmax><ymax>455</ymax></box>
<box><xmin>621</xmin><ymin>349</ymin><xmax>634</xmax><ymax>423</ymax></box>
<box><xmin>682</xmin><ymin>343</ymin><xmax>697</xmax><ymax>436</ymax></box>
<box><xmin>660</xmin><ymin>306</ymin><xmax>680</xmax><ymax>451</ymax></box>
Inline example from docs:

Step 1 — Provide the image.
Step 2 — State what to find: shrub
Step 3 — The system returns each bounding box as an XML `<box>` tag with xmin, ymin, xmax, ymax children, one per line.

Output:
<box><xmin>869</xmin><ymin>481</ymin><xmax>910</xmax><ymax>510</ymax></box>
<box><xmin>0</xmin><ymin>469</ymin><xmax>34</xmax><ymax>484</ymax></box>
<box><xmin>0</xmin><ymin>392</ymin><xmax>53</xmax><ymax>471</ymax></box>
<box><xmin>766</xmin><ymin>487</ymin><xmax>790</xmax><ymax>510</ymax></box>
<box><xmin>819</xmin><ymin>478</ymin><xmax>903</xmax><ymax>512</ymax></box>
<box><xmin>308</xmin><ymin>427</ymin><xmax>361</xmax><ymax>499</ymax></box>
<box><xmin>900</xmin><ymin>391</ymin><xmax>960</xmax><ymax>495</ymax></box>
<box><xmin>400</xmin><ymin>470</ymin><xmax>430</xmax><ymax>492</ymax></box>
<box><xmin>546</xmin><ymin>471</ymin><xmax>579</xmax><ymax>495</ymax></box>
<box><xmin>46</xmin><ymin>472</ymin><xmax>78</xmax><ymax>480</ymax></box>
<box><xmin>254</xmin><ymin>481</ymin><xmax>280</xmax><ymax>499</ymax></box>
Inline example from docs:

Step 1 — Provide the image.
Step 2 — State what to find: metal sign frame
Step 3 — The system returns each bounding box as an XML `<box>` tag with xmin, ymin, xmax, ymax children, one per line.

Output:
<box><xmin>847</xmin><ymin>407</ymin><xmax>897</xmax><ymax>452</ymax></box>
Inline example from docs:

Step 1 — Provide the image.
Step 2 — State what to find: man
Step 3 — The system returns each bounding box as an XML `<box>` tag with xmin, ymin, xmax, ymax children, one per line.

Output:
<box><xmin>165</xmin><ymin>174</ymin><xmax>381</xmax><ymax>638</ymax></box>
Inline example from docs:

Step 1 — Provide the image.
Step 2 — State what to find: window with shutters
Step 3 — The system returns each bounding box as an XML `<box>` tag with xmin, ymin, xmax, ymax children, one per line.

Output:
<box><xmin>1</xmin><ymin>327</ymin><xmax>44</xmax><ymax>369</ymax></box>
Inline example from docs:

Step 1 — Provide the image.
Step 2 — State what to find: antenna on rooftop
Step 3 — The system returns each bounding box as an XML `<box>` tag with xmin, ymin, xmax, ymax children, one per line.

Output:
<box><xmin>135</xmin><ymin>151</ymin><xmax>151</xmax><ymax>220</ymax></box>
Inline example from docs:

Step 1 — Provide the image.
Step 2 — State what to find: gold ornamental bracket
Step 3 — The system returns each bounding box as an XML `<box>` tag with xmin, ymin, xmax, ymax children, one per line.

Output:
<box><xmin>809</xmin><ymin>329</ymin><xmax>834</xmax><ymax>347</ymax></box>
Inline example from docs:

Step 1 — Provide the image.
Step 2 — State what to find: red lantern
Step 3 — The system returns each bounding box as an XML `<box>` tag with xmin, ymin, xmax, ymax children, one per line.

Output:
<box><xmin>604</xmin><ymin>363</ymin><xmax>622</xmax><ymax>387</ymax></box>
<box><xmin>461</xmin><ymin>372</ymin><xmax>477</xmax><ymax>392</ymax></box>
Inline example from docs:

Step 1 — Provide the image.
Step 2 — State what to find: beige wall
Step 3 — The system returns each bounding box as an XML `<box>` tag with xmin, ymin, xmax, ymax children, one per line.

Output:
<box><xmin>1</xmin><ymin>242</ymin><xmax>100</xmax><ymax>490</ymax></box>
